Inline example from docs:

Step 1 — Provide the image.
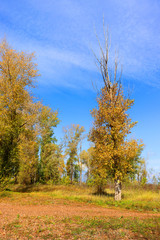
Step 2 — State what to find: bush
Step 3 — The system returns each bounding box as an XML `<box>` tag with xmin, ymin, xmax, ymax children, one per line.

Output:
<box><xmin>0</xmin><ymin>177</ymin><xmax>13</xmax><ymax>191</ymax></box>
<box><xmin>61</xmin><ymin>176</ymin><xmax>71</xmax><ymax>185</ymax></box>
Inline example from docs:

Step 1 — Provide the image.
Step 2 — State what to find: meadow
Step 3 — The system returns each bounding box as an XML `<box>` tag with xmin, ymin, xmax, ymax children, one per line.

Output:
<box><xmin>0</xmin><ymin>184</ymin><xmax>160</xmax><ymax>239</ymax></box>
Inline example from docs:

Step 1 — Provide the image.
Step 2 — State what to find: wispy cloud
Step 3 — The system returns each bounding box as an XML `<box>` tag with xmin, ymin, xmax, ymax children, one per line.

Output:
<box><xmin>0</xmin><ymin>0</ymin><xmax>160</xmax><ymax>89</ymax></box>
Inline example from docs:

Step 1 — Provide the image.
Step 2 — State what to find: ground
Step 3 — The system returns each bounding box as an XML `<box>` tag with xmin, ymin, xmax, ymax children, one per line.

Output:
<box><xmin>0</xmin><ymin>192</ymin><xmax>160</xmax><ymax>240</ymax></box>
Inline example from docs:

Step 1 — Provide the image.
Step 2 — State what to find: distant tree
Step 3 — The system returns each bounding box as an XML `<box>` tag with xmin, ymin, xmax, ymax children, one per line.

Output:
<box><xmin>148</xmin><ymin>169</ymin><xmax>160</xmax><ymax>186</ymax></box>
<box><xmin>80</xmin><ymin>146</ymin><xmax>94</xmax><ymax>182</ymax></box>
<box><xmin>77</xmin><ymin>134</ymin><xmax>87</xmax><ymax>185</ymax></box>
<box><xmin>134</xmin><ymin>148</ymin><xmax>147</xmax><ymax>185</ymax></box>
<box><xmin>89</xmin><ymin>30</ymin><xmax>143</xmax><ymax>200</ymax></box>
<box><xmin>137</xmin><ymin>161</ymin><xmax>147</xmax><ymax>185</ymax></box>
<box><xmin>38</xmin><ymin>106</ymin><xmax>60</xmax><ymax>183</ymax></box>
<box><xmin>0</xmin><ymin>39</ymin><xmax>40</xmax><ymax>181</ymax></box>
<box><xmin>63</xmin><ymin>124</ymin><xmax>85</xmax><ymax>184</ymax></box>
<box><xmin>57</xmin><ymin>144</ymin><xmax>66</xmax><ymax>179</ymax></box>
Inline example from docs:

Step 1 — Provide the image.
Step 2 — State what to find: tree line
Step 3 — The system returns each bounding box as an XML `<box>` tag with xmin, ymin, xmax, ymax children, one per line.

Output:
<box><xmin>0</xmin><ymin>38</ymin><xmax>148</xmax><ymax>200</ymax></box>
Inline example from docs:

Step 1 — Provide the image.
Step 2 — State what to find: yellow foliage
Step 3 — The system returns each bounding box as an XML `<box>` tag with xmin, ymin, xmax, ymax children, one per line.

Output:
<box><xmin>0</xmin><ymin>39</ymin><xmax>40</xmax><ymax>178</ymax></box>
<box><xmin>89</xmin><ymin>32</ymin><xmax>143</xmax><ymax>194</ymax></box>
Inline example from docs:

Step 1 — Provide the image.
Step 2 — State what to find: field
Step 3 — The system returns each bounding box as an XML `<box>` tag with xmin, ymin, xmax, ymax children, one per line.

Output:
<box><xmin>0</xmin><ymin>184</ymin><xmax>160</xmax><ymax>239</ymax></box>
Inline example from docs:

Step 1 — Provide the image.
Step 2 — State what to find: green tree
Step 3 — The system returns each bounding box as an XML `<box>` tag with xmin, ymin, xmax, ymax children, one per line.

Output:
<box><xmin>63</xmin><ymin>124</ymin><xmax>85</xmax><ymax>184</ymax></box>
<box><xmin>80</xmin><ymin>147</ymin><xmax>94</xmax><ymax>182</ymax></box>
<box><xmin>130</xmin><ymin>147</ymin><xmax>147</xmax><ymax>184</ymax></box>
<box><xmin>0</xmin><ymin>39</ymin><xmax>40</xmax><ymax>181</ymax></box>
<box><xmin>18</xmin><ymin>127</ymin><xmax>39</xmax><ymax>185</ymax></box>
<box><xmin>38</xmin><ymin>106</ymin><xmax>60</xmax><ymax>183</ymax></box>
<box><xmin>89</xmin><ymin>31</ymin><xmax>143</xmax><ymax>200</ymax></box>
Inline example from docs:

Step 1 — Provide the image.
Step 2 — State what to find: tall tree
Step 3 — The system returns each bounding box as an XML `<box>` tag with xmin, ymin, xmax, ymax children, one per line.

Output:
<box><xmin>38</xmin><ymin>105</ymin><xmax>60</xmax><ymax>183</ymax></box>
<box><xmin>80</xmin><ymin>147</ymin><xmax>94</xmax><ymax>182</ymax></box>
<box><xmin>0</xmin><ymin>39</ymin><xmax>40</xmax><ymax>180</ymax></box>
<box><xmin>89</xmin><ymin>30</ymin><xmax>143</xmax><ymax>200</ymax></box>
<box><xmin>63</xmin><ymin>124</ymin><xmax>85</xmax><ymax>184</ymax></box>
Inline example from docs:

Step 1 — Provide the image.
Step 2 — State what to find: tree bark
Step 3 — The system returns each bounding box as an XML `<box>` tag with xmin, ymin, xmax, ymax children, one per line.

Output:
<box><xmin>70</xmin><ymin>162</ymin><xmax>73</xmax><ymax>184</ymax></box>
<box><xmin>114</xmin><ymin>179</ymin><xmax>121</xmax><ymax>201</ymax></box>
<box><xmin>97</xmin><ymin>185</ymin><xmax>104</xmax><ymax>195</ymax></box>
<box><xmin>87</xmin><ymin>158</ymin><xmax>90</xmax><ymax>180</ymax></box>
<box><xmin>79</xmin><ymin>143</ymin><xmax>82</xmax><ymax>185</ymax></box>
<box><xmin>79</xmin><ymin>160</ymin><xmax>82</xmax><ymax>185</ymax></box>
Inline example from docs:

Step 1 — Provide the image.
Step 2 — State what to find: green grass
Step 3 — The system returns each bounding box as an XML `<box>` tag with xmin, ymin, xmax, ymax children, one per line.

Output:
<box><xmin>0</xmin><ymin>184</ymin><xmax>160</xmax><ymax>212</ymax></box>
<box><xmin>73</xmin><ymin>216</ymin><xmax>160</xmax><ymax>239</ymax></box>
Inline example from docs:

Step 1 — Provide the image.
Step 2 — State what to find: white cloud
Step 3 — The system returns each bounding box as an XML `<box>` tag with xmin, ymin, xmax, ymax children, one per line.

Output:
<box><xmin>0</xmin><ymin>0</ymin><xmax>160</xmax><ymax>89</ymax></box>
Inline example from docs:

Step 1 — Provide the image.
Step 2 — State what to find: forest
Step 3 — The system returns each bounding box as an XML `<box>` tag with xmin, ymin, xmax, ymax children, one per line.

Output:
<box><xmin>0</xmin><ymin>37</ymin><xmax>160</xmax><ymax>239</ymax></box>
<box><xmin>0</xmin><ymin>36</ymin><xmax>157</xmax><ymax>198</ymax></box>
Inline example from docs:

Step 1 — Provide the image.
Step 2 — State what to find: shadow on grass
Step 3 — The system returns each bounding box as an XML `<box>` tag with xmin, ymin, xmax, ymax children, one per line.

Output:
<box><xmin>92</xmin><ymin>191</ymin><xmax>125</xmax><ymax>200</ymax></box>
<box><xmin>92</xmin><ymin>191</ymin><xmax>115</xmax><ymax>197</ymax></box>
<box><xmin>13</xmin><ymin>184</ymin><xmax>57</xmax><ymax>193</ymax></box>
<box><xmin>0</xmin><ymin>191</ymin><xmax>12</xmax><ymax>198</ymax></box>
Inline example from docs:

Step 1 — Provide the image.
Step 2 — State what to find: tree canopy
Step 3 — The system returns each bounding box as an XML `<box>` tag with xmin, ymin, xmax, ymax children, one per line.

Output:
<box><xmin>89</xmin><ymin>31</ymin><xmax>143</xmax><ymax>200</ymax></box>
<box><xmin>0</xmin><ymin>38</ymin><xmax>145</xmax><ymax>200</ymax></box>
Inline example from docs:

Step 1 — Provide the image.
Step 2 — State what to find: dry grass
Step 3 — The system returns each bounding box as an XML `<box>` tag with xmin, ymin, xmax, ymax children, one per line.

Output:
<box><xmin>0</xmin><ymin>214</ymin><xmax>160</xmax><ymax>239</ymax></box>
<box><xmin>0</xmin><ymin>184</ymin><xmax>160</xmax><ymax>239</ymax></box>
<box><xmin>1</xmin><ymin>184</ymin><xmax>160</xmax><ymax>212</ymax></box>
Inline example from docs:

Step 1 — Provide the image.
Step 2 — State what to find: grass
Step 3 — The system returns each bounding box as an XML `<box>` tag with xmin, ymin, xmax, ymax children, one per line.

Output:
<box><xmin>1</xmin><ymin>215</ymin><xmax>160</xmax><ymax>239</ymax></box>
<box><xmin>0</xmin><ymin>184</ymin><xmax>160</xmax><ymax>239</ymax></box>
<box><xmin>0</xmin><ymin>184</ymin><xmax>160</xmax><ymax>212</ymax></box>
<box><xmin>72</xmin><ymin>216</ymin><xmax>160</xmax><ymax>239</ymax></box>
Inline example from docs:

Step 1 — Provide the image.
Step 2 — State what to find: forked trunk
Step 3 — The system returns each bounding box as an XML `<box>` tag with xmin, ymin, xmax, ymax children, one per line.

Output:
<box><xmin>114</xmin><ymin>179</ymin><xmax>121</xmax><ymax>201</ymax></box>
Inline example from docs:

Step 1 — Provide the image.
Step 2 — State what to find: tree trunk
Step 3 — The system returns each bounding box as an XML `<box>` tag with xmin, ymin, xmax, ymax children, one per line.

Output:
<box><xmin>79</xmin><ymin>143</ymin><xmax>82</xmax><ymax>185</ymax></box>
<box><xmin>70</xmin><ymin>161</ymin><xmax>73</xmax><ymax>184</ymax></box>
<box><xmin>114</xmin><ymin>179</ymin><xmax>121</xmax><ymax>201</ymax></box>
<box><xmin>87</xmin><ymin>159</ymin><xmax>90</xmax><ymax>180</ymax></box>
<box><xmin>97</xmin><ymin>185</ymin><xmax>104</xmax><ymax>195</ymax></box>
<box><xmin>80</xmin><ymin>160</ymin><xmax>82</xmax><ymax>185</ymax></box>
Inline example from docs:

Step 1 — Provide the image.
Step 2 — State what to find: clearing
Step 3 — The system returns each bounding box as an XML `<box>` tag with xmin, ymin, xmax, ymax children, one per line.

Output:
<box><xmin>0</xmin><ymin>185</ymin><xmax>159</xmax><ymax>239</ymax></box>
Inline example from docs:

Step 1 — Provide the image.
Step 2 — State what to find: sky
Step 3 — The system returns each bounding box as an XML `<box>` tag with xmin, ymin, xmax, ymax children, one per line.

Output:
<box><xmin>0</xmin><ymin>0</ymin><xmax>160</xmax><ymax>175</ymax></box>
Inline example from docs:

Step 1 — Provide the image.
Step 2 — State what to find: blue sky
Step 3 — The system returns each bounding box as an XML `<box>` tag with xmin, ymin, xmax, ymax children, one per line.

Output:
<box><xmin>0</xmin><ymin>0</ymin><xmax>160</xmax><ymax>174</ymax></box>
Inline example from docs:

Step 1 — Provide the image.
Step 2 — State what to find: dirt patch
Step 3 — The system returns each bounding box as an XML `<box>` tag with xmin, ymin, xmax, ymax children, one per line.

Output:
<box><xmin>0</xmin><ymin>200</ymin><xmax>159</xmax><ymax>222</ymax></box>
<box><xmin>0</xmin><ymin>200</ymin><xmax>159</xmax><ymax>239</ymax></box>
